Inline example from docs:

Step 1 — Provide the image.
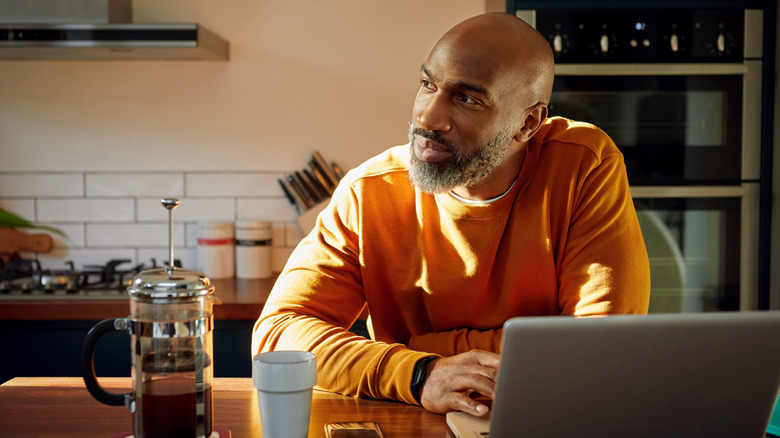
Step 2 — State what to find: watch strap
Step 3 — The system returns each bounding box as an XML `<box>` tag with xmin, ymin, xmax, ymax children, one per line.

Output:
<box><xmin>411</xmin><ymin>356</ymin><xmax>437</xmax><ymax>403</ymax></box>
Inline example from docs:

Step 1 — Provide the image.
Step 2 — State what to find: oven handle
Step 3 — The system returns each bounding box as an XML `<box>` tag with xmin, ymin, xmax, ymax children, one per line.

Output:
<box><xmin>555</xmin><ymin>63</ymin><xmax>748</xmax><ymax>76</ymax></box>
<box><xmin>629</xmin><ymin>186</ymin><xmax>746</xmax><ymax>198</ymax></box>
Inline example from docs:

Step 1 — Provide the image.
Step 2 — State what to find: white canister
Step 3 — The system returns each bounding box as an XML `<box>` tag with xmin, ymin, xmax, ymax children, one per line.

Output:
<box><xmin>235</xmin><ymin>221</ymin><xmax>273</xmax><ymax>279</ymax></box>
<box><xmin>196</xmin><ymin>221</ymin><xmax>235</xmax><ymax>279</ymax></box>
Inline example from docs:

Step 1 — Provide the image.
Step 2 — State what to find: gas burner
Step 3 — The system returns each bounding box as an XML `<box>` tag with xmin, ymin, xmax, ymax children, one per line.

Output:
<box><xmin>0</xmin><ymin>259</ymin><xmax>42</xmax><ymax>293</ymax></box>
<box><xmin>40</xmin><ymin>261</ymin><xmax>84</xmax><ymax>293</ymax></box>
<box><xmin>0</xmin><ymin>257</ymin><xmax>184</xmax><ymax>299</ymax></box>
<box><xmin>81</xmin><ymin>259</ymin><xmax>145</xmax><ymax>292</ymax></box>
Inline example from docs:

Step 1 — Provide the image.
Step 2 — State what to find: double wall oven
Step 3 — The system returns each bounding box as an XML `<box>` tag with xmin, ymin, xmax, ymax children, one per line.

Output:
<box><xmin>511</xmin><ymin>4</ymin><xmax>771</xmax><ymax>312</ymax></box>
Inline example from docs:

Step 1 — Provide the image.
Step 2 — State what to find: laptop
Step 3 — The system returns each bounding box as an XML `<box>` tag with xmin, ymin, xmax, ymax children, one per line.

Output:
<box><xmin>446</xmin><ymin>312</ymin><xmax>780</xmax><ymax>438</ymax></box>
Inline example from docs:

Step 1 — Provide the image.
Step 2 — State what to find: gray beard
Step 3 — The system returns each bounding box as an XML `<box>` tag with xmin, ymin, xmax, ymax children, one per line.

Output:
<box><xmin>407</xmin><ymin>125</ymin><xmax>514</xmax><ymax>194</ymax></box>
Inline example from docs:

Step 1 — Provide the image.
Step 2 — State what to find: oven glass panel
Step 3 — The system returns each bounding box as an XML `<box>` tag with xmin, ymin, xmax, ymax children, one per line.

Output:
<box><xmin>549</xmin><ymin>75</ymin><xmax>742</xmax><ymax>185</ymax></box>
<box><xmin>634</xmin><ymin>197</ymin><xmax>740</xmax><ymax>313</ymax></box>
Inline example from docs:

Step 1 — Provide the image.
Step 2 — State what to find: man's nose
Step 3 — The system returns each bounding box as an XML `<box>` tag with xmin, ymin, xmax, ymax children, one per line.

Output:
<box><xmin>415</xmin><ymin>94</ymin><xmax>452</xmax><ymax>132</ymax></box>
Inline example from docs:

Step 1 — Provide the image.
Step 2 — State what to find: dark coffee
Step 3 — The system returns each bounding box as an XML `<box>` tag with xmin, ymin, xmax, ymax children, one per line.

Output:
<box><xmin>138</xmin><ymin>378</ymin><xmax>212</xmax><ymax>438</ymax></box>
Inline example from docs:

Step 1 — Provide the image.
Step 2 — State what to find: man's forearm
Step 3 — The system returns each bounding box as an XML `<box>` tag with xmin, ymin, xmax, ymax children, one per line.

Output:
<box><xmin>253</xmin><ymin>311</ymin><xmax>434</xmax><ymax>404</ymax></box>
<box><xmin>408</xmin><ymin>327</ymin><xmax>503</xmax><ymax>356</ymax></box>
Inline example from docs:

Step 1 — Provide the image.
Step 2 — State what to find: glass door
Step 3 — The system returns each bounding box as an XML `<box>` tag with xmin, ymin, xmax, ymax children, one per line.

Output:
<box><xmin>634</xmin><ymin>197</ymin><xmax>740</xmax><ymax>312</ymax></box>
<box><xmin>631</xmin><ymin>184</ymin><xmax>759</xmax><ymax>312</ymax></box>
<box><xmin>549</xmin><ymin>72</ymin><xmax>743</xmax><ymax>185</ymax></box>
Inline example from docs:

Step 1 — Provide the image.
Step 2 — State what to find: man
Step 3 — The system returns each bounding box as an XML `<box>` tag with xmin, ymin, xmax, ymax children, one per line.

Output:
<box><xmin>252</xmin><ymin>12</ymin><xmax>650</xmax><ymax>417</ymax></box>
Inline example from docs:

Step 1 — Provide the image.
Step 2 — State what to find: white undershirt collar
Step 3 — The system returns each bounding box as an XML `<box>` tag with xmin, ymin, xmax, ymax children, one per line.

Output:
<box><xmin>448</xmin><ymin>176</ymin><xmax>518</xmax><ymax>205</ymax></box>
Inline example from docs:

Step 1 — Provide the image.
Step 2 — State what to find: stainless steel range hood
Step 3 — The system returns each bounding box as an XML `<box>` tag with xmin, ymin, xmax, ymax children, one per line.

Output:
<box><xmin>0</xmin><ymin>23</ymin><xmax>229</xmax><ymax>60</ymax></box>
<box><xmin>0</xmin><ymin>0</ymin><xmax>229</xmax><ymax>60</ymax></box>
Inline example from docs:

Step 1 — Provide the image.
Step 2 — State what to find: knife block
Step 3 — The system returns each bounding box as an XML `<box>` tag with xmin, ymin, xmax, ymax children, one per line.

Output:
<box><xmin>296</xmin><ymin>200</ymin><xmax>329</xmax><ymax>236</ymax></box>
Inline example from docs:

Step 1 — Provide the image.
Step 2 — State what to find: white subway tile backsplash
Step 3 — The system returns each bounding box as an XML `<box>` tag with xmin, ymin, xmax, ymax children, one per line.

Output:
<box><xmin>6</xmin><ymin>173</ymin><xmax>306</xmax><ymax>277</ymax></box>
<box><xmin>186</xmin><ymin>173</ymin><xmax>283</xmax><ymax>197</ymax></box>
<box><xmin>0</xmin><ymin>199</ymin><xmax>35</xmax><ymax>221</ymax></box>
<box><xmin>237</xmin><ymin>198</ymin><xmax>297</xmax><ymax>222</ymax></box>
<box><xmin>173</xmin><ymin>198</ymin><xmax>236</xmax><ymax>222</ymax></box>
<box><xmin>137</xmin><ymin>197</ymin><xmax>179</xmax><ymax>222</ymax></box>
<box><xmin>0</xmin><ymin>173</ymin><xmax>83</xmax><ymax>197</ymax></box>
<box><xmin>38</xmin><ymin>199</ymin><xmax>134</xmax><ymax>222</ymax></box>
<box><xmin>136</xmin><ymin>197</ymin><xmax>235</xmax><ymax>222</ymax></box>
<box><xmin>178</xmin><ymin>247</ymin><xmax>197</xmax><ymax>270</ymax></box>
<box><xmin>87</xmin><ymin>223</ymin><xmax>184</xmax><ymax>247</ymax></box>
<box><xmin>185</xmin><ymin>222</ymin><xmax>199</xmax><ymax>248</ymax></box>
<box><xmin>86</xmin><ymin>173</ymin><xmax>184</xmax><ymax>197</ymax></box>
<box><xmin>50</xmin><ymin>224</ymin><xmax>86</xmax><ymax>248</ymax></box>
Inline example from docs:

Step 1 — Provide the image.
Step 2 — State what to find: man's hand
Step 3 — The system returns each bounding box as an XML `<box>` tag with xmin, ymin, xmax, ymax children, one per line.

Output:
<box><xmin>418</xmin><ymin>349</ymin><xmax>500</xmax><ymax>416</ymax></box>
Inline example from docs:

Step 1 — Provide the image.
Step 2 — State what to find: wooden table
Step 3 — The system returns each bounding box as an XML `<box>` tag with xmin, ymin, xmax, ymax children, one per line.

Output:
<box><xmin>0</xmin><ymin>377</ymin><xmax>453</xmax><ymax>437</ymax></box>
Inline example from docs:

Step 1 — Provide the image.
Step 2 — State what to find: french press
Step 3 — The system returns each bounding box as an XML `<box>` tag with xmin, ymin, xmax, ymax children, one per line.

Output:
<box><xmin>82</xmin><ymin>199</ymin><xmax>220</xmax><ymax>438</ymax></box>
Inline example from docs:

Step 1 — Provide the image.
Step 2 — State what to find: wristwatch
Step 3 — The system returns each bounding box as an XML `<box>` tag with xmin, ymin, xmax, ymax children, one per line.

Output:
<box><xmin>410</xmin><ymin>356</ymin><xmax>437</xmax><ymax>403</ymax></box>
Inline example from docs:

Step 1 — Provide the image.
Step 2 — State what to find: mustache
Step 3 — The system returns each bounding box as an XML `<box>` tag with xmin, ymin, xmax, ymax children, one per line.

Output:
<box><xmin>409</xmin><ymin>126</ymin><xmax>457</xmax><ymax>152</ymax></box>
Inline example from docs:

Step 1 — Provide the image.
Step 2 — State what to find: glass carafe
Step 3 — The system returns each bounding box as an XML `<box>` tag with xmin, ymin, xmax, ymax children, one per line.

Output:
<box><xmin>82</xmin><ymin>268</ymin><xmax>220</xmax><ymax>438</ymax></box>
<box><xmin>81</xmin><ymin>198</ymin><xmax>220</xmax><ymax>438</ymax></box>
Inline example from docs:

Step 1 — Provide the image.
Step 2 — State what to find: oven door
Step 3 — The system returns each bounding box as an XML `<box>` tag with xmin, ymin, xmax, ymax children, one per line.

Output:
<box><xmin>631</xmin><ymin>185</ymin><xmax>759</xmax><ymax>312</ymax></box>
<box><xmin>549</xmin><ymin>62</ymin><xmax>761</xmax><ymax>185</ymax></box>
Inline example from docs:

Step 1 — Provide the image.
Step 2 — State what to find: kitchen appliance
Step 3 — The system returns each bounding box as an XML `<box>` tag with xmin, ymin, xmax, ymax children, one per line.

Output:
<box><xmin>0</xmin><ymin>0</ymin><xmax>228</xmax><ymax>60</ymax></box>
<box><xmin>81</xmin><ymin>198</ymin><xmax>220</xmax><ymax>437</ymax></box>
<box><xmin>0</xmin><ymin>257</ymin><xmax>178</xmax><ymax>299</ymax></box>
<box><xmin>510</xmin><ymin>4</ymin><xmax>771</xmax><ymax>312</ymax></box>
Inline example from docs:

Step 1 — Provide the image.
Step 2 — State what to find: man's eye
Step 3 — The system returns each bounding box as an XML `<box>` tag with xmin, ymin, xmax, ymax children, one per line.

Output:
<box><xmin>420</xmin><ymin>79</ymin><xmax>435</xmax><ymax>91</ymax></box>
<box><xmin>458</xmin><ymin>94</ymin><xmax>478</xmax><ymax>105</ymax></box>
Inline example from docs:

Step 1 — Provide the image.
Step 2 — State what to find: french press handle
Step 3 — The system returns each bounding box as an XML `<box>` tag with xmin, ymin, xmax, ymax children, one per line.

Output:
<box><xmin>81</xmin><ymin>318</ymin><xmax>134</xmax><ymax>411</ymax></box>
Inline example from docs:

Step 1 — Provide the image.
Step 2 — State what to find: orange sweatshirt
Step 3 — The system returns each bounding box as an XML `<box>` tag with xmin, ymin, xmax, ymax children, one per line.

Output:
<box><xmin>252</xmin><ymin>117</ymin><xmax>651</xmax><ymax>405</ymax></box>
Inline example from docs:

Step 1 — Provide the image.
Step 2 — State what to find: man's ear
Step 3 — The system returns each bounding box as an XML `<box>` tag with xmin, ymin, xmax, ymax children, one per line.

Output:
<box><xmin>514</xmin><ymin>103</ymin><xmax>548</xmax><ymax>143</ymax></box>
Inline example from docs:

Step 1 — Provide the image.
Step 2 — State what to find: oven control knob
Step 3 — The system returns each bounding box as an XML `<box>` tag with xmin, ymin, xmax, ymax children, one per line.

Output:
<box><xmin>553</xmin><ymin>34</ymin><xmax>563</xmax><ymax>53</ymax></box>
<box><xmin>600</xmin><ymin>34</ymin><xmax>609</xmax><ymax>52</ymax></box>
<box><xmin>717</xmin><ymin>33</ymin><xmax>726</xmax><ymax>52</ymax></box>
<box><xmin>670</xmin><ymin>34</ymin><xmax>679</xmax><ymax>52</ymax></box>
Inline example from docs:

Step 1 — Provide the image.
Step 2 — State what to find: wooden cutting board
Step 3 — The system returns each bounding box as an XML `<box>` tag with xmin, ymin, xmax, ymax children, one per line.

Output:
<box><xmin>0</xmin><ymin>228</ymin><xmax>53</xmax><ymax>261</ymax></box>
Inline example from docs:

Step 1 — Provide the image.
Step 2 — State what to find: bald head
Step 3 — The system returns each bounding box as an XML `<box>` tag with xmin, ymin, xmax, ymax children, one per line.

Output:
<box><xmin>430</xmin><ymin>12</ymin><xmax>554</xmax><ymax>107</ymax></box>
<box><xmin>409</xmin><ymin>13</ymin><xmax>554</xmax><ymax>197</ymax></box>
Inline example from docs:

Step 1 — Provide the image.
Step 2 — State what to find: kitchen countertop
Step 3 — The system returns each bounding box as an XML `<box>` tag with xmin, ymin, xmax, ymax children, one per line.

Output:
<box><xmin>0</xmin><ymin>277</ymin><xmax>277</xmax><ymax>321</ymax></box>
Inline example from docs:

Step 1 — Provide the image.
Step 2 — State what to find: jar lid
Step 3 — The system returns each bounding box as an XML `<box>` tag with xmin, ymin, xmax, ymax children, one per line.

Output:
<box><xmin>198</xmin><ymin>221</ymin><xmax>234</xmax><ymax>230</ymax></box>
<box><xmin>235</xmin><ymin>220</ymin><xmax>271</xmax><ymax>229</ymax></box>
<box><xmin>128</xmin><ymin>268</ymin><xmax>215</xmax><ymax>301</ymax></box>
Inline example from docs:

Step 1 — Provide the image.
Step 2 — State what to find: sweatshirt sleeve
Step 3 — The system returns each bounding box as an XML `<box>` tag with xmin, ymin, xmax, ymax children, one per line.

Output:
<box><xmin>557</xmin><ymin>150</ymin><xmax>651</xmax><ymax>315</ymax></box>
<box><xmin>251</xmin><ymin>180</ymin><xmax>436</xmax><ymax>405</ymax></box>
<box><xmin>408</xmin><ymin>328</ymin><xmax>503</xmax><ymax>356</ymax></box>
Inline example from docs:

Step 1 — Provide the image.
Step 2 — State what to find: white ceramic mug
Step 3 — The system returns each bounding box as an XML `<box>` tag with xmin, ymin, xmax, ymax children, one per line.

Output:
<box><xmin>252</xmin><ymin>351</ymin><xmax>317</xmax><ymax>438</ymax></box>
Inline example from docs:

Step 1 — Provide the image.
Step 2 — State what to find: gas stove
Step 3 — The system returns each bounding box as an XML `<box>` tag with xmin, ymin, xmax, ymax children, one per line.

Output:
<box><xmin>0</xmin><ymin>258</ymin><xmax>179</xmax><ymax>300</ymax></box>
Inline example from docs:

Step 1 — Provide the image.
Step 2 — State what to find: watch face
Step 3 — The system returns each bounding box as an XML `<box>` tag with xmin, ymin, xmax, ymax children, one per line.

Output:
<box><xmin>412</xmin><ymin>362</ymin><xmax>424</xmax><ymax>384</ymax></box>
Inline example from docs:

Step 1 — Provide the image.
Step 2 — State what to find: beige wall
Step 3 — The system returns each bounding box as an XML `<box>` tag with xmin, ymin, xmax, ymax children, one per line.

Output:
<box><xmin>0</xmin><ymin>0</ymin><xmax>487</xmax><ymax>173</ymax></box>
